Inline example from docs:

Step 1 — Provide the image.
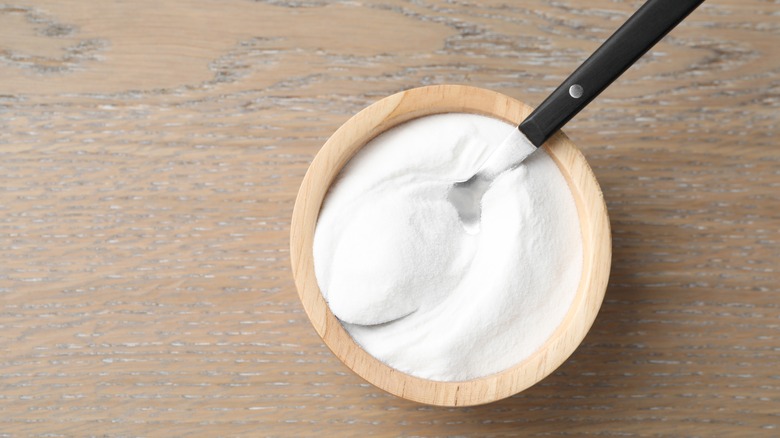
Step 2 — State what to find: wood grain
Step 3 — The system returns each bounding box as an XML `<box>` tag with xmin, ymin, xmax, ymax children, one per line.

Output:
<box><xmin>0</xmin><ymin>0</ymin><xmax>778</xmax><ymax>435</ymax></box>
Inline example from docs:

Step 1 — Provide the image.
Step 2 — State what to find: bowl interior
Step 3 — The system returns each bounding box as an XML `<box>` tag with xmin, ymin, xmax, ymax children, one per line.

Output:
<box><xmin>290</xmin><ymin>85</ymin><xmax>611</xmax><ymax>406</ymax></box>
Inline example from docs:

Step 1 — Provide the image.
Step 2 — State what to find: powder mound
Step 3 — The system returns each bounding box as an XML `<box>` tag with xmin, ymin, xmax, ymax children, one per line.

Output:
<box><xmin>313</xmin><ymin>113</ymin><xmax>582</xmax><ymax>381</ymax></box>
<box><xmin>325</xmin><ymin>188</ymin><xmax>462</xmax><ymax>325</ymax></box>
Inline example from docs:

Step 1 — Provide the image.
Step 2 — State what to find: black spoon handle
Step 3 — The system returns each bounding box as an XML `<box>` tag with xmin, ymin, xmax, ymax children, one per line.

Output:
<box><xmin>519</xmin><ymin>0</ymin><xmax>705</xmax><ymax>147</ymax></box>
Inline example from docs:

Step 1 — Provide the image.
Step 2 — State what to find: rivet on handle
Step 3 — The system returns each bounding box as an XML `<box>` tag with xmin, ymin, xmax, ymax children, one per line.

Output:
<box><xmin>569</xmin><ymin>84</ymin><xmax>584</xmax><ymax>99</ymax></box>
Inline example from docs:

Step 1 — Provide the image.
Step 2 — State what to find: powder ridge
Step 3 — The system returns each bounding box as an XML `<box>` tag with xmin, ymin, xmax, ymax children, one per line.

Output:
<box><xmin>313</xmin><ymin>113</ymin><xmax>583</xmax><ymax>381</ymax></box>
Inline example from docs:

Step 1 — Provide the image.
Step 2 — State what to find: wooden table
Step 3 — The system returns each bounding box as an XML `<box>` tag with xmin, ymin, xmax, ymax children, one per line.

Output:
<box><xmin>1</xmin><ymin>0</ymin><xmax>778</xmax><ymax>435</ymax></box>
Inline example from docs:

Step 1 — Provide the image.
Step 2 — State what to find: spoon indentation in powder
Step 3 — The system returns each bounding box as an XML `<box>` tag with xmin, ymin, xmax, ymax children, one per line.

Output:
<box><xmin>448</xmin><ymin>129</ymin><xmax>537</xmax><ymax>233</ymax></box>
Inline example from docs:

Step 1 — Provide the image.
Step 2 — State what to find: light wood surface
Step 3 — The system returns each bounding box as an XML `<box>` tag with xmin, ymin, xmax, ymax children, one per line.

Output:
<box><xmin>291</xmin><ymin>85</ymin><xmax>611</xmax><ymax>406</ymax></box>
<box><xmin>1</xmin><ymin>0</ymin><xmax>778</xmax><ymax>434</ymax></box>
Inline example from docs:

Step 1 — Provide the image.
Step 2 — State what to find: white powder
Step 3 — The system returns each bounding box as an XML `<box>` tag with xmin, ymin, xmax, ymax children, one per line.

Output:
<box><xmin>313</xmin><ymin>113</ymin><xmax>582</xmax><ymax>381</ymax></box>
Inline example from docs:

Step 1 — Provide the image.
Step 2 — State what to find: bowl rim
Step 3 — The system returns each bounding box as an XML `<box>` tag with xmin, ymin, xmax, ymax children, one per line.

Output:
<box><xmin>290</xmin><ymin>84</ymin><xmax>611</xmax><ymax>406</ymax></box>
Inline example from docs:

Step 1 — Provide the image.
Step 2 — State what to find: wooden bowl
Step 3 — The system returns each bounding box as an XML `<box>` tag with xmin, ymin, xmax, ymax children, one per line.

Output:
<box><xmin>290</xmin><ymin>85</ymin><xmax>611</xmax><ymax>406</ymax></box>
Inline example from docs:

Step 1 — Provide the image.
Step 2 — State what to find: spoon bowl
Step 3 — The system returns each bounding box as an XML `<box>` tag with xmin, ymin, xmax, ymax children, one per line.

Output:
<box><xmin>447</xmin><ymin>128</ymin><xmax>537</xmax><ymax>233</ymax></box>
<box><xmin>447</xmin><ymin>174</ymin><xmax>490</xmax><ymax>234</ymax></box>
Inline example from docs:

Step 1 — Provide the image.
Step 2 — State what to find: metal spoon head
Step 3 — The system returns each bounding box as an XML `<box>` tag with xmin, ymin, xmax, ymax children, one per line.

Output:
<box><xmin>447</xmin><ymin>130</ymin><xmax>537</xmax><ymax>234</ymax></box>
<box><xmin>448</xmin><ymin>175</ymin><xmax>491</xmax><ymax>234</ymax></box>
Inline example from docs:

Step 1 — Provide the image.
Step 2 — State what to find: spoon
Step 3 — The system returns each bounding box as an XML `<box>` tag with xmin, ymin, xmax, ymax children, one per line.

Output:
<box><xmin>450</xmin><ymin>0</ymin><xmax>705</xmax><ymax>232</ymax></box>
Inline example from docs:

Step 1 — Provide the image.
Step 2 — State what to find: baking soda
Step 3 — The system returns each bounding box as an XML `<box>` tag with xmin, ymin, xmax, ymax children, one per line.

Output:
<box><xmin>313</xmin><ymin>113</ymin><xmax>582</xmax><ymax>381</ymax></box>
